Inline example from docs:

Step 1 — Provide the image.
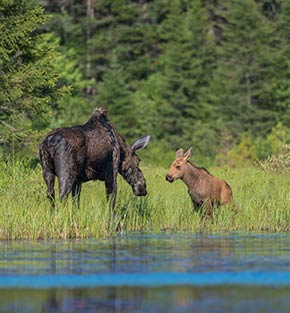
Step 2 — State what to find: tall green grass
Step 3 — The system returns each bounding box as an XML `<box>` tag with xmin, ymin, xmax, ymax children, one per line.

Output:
<box><xmin>1</xmin><ymin>161</ymin><xmax>290</xmax><ymax>239</ymax></box>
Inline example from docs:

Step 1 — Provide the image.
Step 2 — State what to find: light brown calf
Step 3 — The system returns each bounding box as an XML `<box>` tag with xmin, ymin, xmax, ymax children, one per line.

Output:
<box><xmin>166</xmin><ymin>147</ymin><xmax>233</xmax><ymax>217</ymax></box>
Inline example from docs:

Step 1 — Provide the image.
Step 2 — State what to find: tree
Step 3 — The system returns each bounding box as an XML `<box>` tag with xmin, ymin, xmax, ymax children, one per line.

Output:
<box><xmin>141</xmin><ymin>0</ymin><xmax>219</xmax><ymax>162</ymax></box>
<box><xmin>19</xmin><ymin>0</ymin><xmax>290</xmax><ymax>165</ymax></box>
<box><xmin>92</xmin><ymin>0</ymin><xmax>161</xmax><ymax>138</ymax></box>
<box><xmin>266</xmin><ymin>1</ymin><xmax>290</xmax><ymax>128</ymax></box>
<box><xmin>209</xmin><ymin>0</ymin><xmax>278</xmax><ymax>137</ymax></box>
<box><xmin>0</xmin><ymin>0</ymin><xmax>69</xmax><ymax>154</ymax></box>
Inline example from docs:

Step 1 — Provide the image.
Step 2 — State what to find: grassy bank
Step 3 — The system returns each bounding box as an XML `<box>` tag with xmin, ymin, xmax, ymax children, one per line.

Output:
<box><xmin>1</xmin><ymin>160</ymin><xmax>290</xmax><ymax>239</ymax></box>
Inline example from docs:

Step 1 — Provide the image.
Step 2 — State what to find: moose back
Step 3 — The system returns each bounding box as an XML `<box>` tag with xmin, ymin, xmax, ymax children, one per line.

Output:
<box><xmin>39</xmin><ymin>108</ymin><xmax>150</xmax><ymax>209</ymax></box>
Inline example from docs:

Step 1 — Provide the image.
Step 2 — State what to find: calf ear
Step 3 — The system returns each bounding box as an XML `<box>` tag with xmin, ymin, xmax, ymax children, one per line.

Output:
<box><xmin>131</xmin><ymin>135</ymin><xmax>150</xmax><ymax>152</ymax></box>
<box><xmin>175</xmin><ymin>148</ymin><xmax>184</xmax><ymax>158</ymax></box>
<box><xmin>183</xmin><ymin>147</ymin><xmax>192</xmax><ymax>161</ymax></box>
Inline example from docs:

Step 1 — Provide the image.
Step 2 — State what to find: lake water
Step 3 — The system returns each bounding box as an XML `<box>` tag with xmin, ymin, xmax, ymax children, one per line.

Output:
<box><xmin>1</xmin><ymin>233</ymin><xmax>290</xmax><ymax>312</ymax></box>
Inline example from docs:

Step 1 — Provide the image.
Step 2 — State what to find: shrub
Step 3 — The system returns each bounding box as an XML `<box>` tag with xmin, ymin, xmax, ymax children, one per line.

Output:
<box><xmin>258</xmin><ymin>144</ymin><xmax>290</xmax><ymax>173</ymax></box>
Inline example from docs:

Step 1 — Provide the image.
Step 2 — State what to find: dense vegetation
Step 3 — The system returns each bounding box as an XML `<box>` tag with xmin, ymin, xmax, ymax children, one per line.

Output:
<box><xmin>1</xmin><ymin>0</ymin><xmax>290</xmax><ymax>166</ymax></box>
<box><xmin>1</xmin><ymin>1</ymin><xmax>290</xmax><ymax>238</ymax></box>
<box><xmin>2</xmin><ymin>161</ymin><xmax>290</xmax><ymax>239</ymax></box>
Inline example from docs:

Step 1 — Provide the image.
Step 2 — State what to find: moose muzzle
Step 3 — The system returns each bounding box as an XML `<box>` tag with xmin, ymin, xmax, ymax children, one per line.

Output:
<box><xmin>166</xmin><ymin>174</ymin><xmax>174</xmax><ymax>183</ymax></box>
<box><xmin>133</xmin><ymin>181</ymin><xmax>147</xmax><ymax>196</ymax></box>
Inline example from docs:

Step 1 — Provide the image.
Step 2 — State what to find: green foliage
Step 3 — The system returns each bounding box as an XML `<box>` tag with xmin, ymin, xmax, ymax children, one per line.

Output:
<box><xmin>151</xmin><ymin>0</ymin><xmax>218</xmax><ymax>153</ymax></box>
<box><xmin>216</xmin><ymin>122</ymin><xmax>290</xmax><ymax>167</ymax></box>
<box><xmin>0</xmin><ymin>0</ymin><xmax>69</xmax><ymax>156</ymax></box>
<box><xmin>4</xmin><ymin>0</ymin><xmax>290</xmax><ymax>164</ymax></box>
<box><xmin>47</xmin><ymin>35</ymin><xmax>93</xmax><ymax>128</ymax></box>
<box><xmin>208</xmin><ymin>0</ymin><xmax>278</xmax><ymax>138</ymax></box>
<box><xmin>4</xmin><ymin>0</ymin><xmax>290</xmax><ymax>239</ymax></box>
<box><xmin>267</xmin><ymin>122</ymin><xmax>287</xmax><ymax>154</ymax></box>
<box><xmin>218</xmin><ymin>133</ymin><xmax>257</xmax><ymax>167</ymax></box>
<box><xmin>97</xmin><ymin>55</ymin><xmax>136</xmax><ymax>136</ymax></box>
<box><xmin>259</xmin><ymin>144</ymin><xmax>290</xmax><ymax>173</ymax></box>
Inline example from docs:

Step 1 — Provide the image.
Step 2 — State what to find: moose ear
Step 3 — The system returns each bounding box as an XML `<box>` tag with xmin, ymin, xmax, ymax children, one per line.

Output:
<box><xmin>175</xmin><ymin>148</ymin><xmax>184</xmax><ymax>158</ymax></box>
<box><xmin>183</xmin><ymin>147</ymin><xmax>192</xmax><ymax>161</ymax></box>
<box><xmin>131</xmin><ymin>135</ymin><xmax>150</xmax><ymax>152</ymax></box>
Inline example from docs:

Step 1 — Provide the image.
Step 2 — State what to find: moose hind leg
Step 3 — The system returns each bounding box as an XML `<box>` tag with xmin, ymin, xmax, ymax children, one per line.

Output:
<box><xmin>58</xmin><ymin>168</ymin><xmax>76</xmax><ymax>202</ymax></box>
<box><xmin>59</xmin><ymin>177</ymin><xmax>74</xmax><ymax>202</ymax></box>
<box><xmin>43</xmin><ymin>170</ymin><xmax>55</xmax><ymax>206</ymax></box>
<box><xmin>56</xmin><ymin>153</ymin><xmax>77</xmax><ymax>202</ymax></box>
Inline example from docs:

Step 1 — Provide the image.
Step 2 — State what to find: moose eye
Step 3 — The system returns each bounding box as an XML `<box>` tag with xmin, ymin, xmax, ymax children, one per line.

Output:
<box><xmin>176</xmin><ymin>165</ymin><xmax>181</xmax><ymax>170</ymax></box>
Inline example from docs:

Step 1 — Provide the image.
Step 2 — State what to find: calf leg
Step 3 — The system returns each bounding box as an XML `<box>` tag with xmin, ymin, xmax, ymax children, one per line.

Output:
<box><xmin>192</xmin><ymin>200</ymin><xmax>200</xmax><ymax>212</ymax></box>
<box><xmin>195</xmin><ymin>199</ymin><xmax>213</xmax><ymax>220</ymax></box>
<box><xmin>204</xmin><ymin>200</ymin><xmax>213</xmax><ymax>219</ymax></box>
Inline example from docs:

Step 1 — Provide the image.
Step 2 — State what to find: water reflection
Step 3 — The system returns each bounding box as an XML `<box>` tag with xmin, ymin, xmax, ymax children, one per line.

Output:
<box><xmin>1</xmin><ymin>233</ymin><xmax>290</xmax><ymax>275</ymax></box>
<box><xmin>1</xmin><ymin>233</ymin><xmax>290</xmax><ymax>312</ymax></box>
<box><xmin>2</xmin><ymin>286</ymin><xmax>290</xmax><ymax>313</ymax></box>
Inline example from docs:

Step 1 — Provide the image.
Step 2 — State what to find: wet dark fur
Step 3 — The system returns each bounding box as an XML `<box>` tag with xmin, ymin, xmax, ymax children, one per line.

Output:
<box><xmin>39</xmin><ymin>108</ymin><xmax>149</xmax><ymax>210</ymax></box>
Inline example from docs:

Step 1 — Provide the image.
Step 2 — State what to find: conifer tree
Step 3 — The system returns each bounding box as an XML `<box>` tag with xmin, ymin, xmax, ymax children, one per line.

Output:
<box><xmin>266</xmin><ymin>1</ymin><xmax>290</xmax><ymax>128</ymax></box>
<box><xmin>150</xmin><ymin>0</ymin><xmax>218</xmax><ymax>159</ymax></box>
<box><xmin>0</xmin><ymin>0</ymin><xmax>68</xmax><ymax>149</ymax></box>
<box><xmin>209</xmin><ymin>0</ymin><xmax>276</xmax><ymax>136</ymax></box>
<box><xmin>20</xmin><ymin>0</ymin><xmax>290</xmax><ymax>164</ymax></box>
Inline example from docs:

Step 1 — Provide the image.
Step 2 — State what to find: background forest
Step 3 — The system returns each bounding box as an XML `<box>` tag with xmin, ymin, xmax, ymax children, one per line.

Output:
<box><xmin>1</xmin><ymin>0</ymin><xmax>290</xmax><ymax>167</ymax></box>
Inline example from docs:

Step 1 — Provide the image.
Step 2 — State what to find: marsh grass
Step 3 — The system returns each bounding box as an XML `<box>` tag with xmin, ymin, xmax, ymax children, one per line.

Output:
<box><xmin>1</xmin><ymin>161</ymin><xmax>290</xmax><ymax>239</ymax></box>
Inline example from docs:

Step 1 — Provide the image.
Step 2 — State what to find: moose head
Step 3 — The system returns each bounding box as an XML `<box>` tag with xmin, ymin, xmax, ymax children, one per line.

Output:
<box><xmin>120</xmin><ymin>135</ymin><xmax>150</xmax><ymax>196</ymax></box>
<box><xmin>166</xmin><ymin>147</ymin><xmax>192</xmax><ymax>183</ymax></box>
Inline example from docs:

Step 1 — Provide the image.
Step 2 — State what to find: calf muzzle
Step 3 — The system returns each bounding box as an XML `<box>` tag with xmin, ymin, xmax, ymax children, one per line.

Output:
<box><xmin>166</xmin><ymin>174</ymin><xmax>174</xmax><ymax>183</ymax></box>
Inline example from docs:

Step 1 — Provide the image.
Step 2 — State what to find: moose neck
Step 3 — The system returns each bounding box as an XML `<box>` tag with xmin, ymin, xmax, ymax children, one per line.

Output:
<box><xmin>118</xmin><ymin>135</ymin><xmax>129</xmax><ymax>158</ymax></box>
<box><xmin>182</xmin><ymin>162</ymin><xmax>202</xmax><ymax>187</ymax></box>
<box><xmin>118</xmin><ymin>138</ymin><xmax>133</xmax><ymax>175</ymax></box>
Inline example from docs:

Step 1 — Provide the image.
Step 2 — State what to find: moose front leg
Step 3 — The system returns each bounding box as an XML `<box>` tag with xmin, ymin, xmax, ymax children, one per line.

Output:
<box><xmin>104</xmin><ymin>150</ymin><xmax>121</xmax><ymax>232</ymax></box>
<box><xmin>105</xmin><ymin>178</ymin><xmax>121</xmax><ymax>232</ymax></box>
<box><xmin>72</xmin><ymin>182</ymin><xmax>82</xmax><ymax>209</ymax></box>
<box><xmin>105</xmin><ymin>178</ymin><xmax>117</xmax><ymax>214</ymax></box>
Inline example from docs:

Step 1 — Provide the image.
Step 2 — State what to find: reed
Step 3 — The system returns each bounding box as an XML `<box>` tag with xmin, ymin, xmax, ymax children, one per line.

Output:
<box><xmin>1</xmin><ymin>161</ymin><xmax>290</xmax><ymax>239</ymax></box>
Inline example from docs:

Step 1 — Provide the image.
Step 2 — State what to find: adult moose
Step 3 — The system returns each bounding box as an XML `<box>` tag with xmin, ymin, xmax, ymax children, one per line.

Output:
<box><xmin>39</xmin><ymin>107</ymin><xmax>150</xmax><ymax>212</ymax></box>
<box><xmin>166</xmin><ymin>147</ymin><xmax>233</xmax><ymax>218</ymax></box>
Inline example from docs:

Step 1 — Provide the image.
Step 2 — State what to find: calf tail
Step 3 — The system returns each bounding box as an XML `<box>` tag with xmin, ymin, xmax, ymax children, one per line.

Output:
<box><xmin>222</xmin><ymin>187</ymin><xmax>241</xmax><ymax>215</ymax></box>
<box><xmin>221</xmin><ymin>182</ymin><xmax>233</xmax><ymax>205</ymax></box>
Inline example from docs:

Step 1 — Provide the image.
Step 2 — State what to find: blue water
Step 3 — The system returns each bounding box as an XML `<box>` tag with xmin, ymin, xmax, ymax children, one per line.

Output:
<box><xmin>1</xmin><ymin>233</ymin><xmax>290</xmax><ymax>312</ymax></box>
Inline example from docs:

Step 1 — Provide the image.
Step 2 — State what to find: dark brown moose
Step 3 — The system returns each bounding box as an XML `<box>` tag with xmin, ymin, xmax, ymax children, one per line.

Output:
<box><xmin>166</xmin><ymin>147</ymin><xmax>233</xmax><ymax>217</ymax></box>
<box><xmin>39</xmin><ymin>107</ymin><xmax>150</xmax><ymax>211</ymax></box>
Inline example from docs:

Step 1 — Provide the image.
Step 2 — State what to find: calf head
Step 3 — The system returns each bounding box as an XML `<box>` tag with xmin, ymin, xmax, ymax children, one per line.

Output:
<box><xmin>166</xmin><ymin>147</ymin><xmax>192</xmax><ymax>183</ymax></box>
<box><xmin>120</xmin><ymin>135</ymin><xmax>150</xmax><ymax>196</ymax></box>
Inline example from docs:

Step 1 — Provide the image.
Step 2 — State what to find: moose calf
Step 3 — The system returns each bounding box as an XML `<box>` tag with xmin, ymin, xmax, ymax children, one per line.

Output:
<box><xmin>166</xmin><ymin>147</ymin><xmax>233</xmax><ymax>217</ymax></box>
